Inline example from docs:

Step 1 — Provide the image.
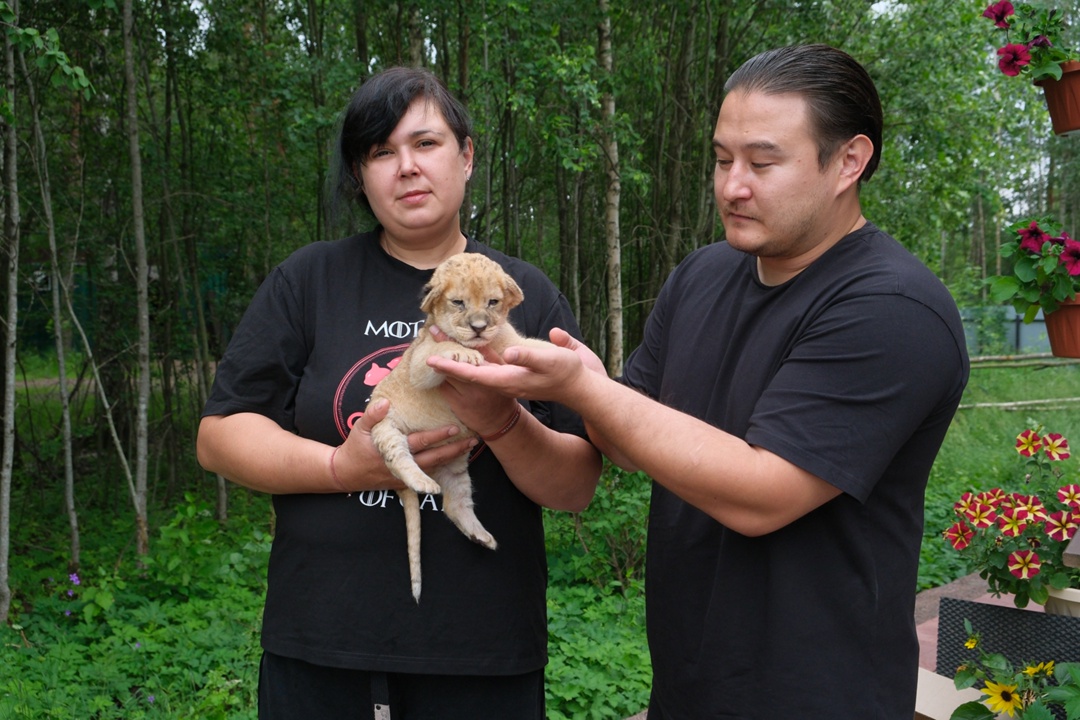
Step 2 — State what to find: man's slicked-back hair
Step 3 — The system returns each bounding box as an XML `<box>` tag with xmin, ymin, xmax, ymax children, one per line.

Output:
<box><xmin>331</xmin><ymin>67</ymin><xmax>473</xmax><ymax>213</ymax></box>
<box><xmin>724</xmin><ymin>44</ymin><xmax>883</xmax><ymax>184</ymax></box>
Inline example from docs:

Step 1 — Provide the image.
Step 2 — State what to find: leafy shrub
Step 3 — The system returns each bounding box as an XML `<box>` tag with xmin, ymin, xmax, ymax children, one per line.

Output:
<box><xmin>1</xmin><ymin>495</ymin><xmax>269</xmax><ymax>718</ymax></box>
<box><xmin>544</xmin><ymin>464</ymin><xmax>652</xmax><ymax>718</ymax></box>
<box><xmin>546</xmin><ymin>582</ymin><xmax>650</xmax><ymax>720</ymax></box>
<box><xmin>546</xmin><ymin>464</ymin><xmax>651</xmax><ymax>592</ymax></box>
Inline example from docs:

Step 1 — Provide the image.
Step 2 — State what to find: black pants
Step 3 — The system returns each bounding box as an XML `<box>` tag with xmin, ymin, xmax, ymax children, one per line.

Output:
<box><xmin>258</xmin><ymin>651</ymin><xmax>545</xmax><ymax>720</ymax></box>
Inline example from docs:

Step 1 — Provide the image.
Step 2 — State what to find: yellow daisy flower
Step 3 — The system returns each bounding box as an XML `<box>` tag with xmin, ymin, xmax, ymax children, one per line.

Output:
<box><xmin>1023</xmin><ymin>660</ymin><xmax>1055</xmax><ymax>678</ymax></box>
<box><xmin>983</xmin><ymin>680</ymin><xmax>1023</xmax><ymax>717</ymax></box>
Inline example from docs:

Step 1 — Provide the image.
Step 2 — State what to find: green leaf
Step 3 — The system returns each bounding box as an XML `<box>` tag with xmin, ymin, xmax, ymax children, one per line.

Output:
<box><xmin>1019</xmin><ymin>701</ymin><xmax>1055</xmax><ymax>720</ymax></box>
<box><xmin>949</xmin><ymin>701</ymin><xmax>994</xmax><ymax>720</ymax></box>
<box><xmin>988</xmin><ymin>275</ymin><xmax>1021</xmax><ymax>302</ymax></box>
<box><xmin>954</xmin><ymin>666</ymin><xmax>980</xmax><ymax>689</ymax></box>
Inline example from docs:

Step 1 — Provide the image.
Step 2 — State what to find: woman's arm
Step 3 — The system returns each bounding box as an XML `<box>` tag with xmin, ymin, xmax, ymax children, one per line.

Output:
<box><xmin>196</xmin><ymin>400</ymin><xmax>476</xmax><ymax>495</ymax></box>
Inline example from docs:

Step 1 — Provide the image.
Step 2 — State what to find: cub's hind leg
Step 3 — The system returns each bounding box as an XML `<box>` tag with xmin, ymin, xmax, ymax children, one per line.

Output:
<box><xmin>435</xmin><ymin>459</ymin><xmax>497</xmax><ymax>551</ymax></box>
<box><xmin>369</xmin><ymin>420</ymin><xmax>442</xmax><ymax>496</ymax></box>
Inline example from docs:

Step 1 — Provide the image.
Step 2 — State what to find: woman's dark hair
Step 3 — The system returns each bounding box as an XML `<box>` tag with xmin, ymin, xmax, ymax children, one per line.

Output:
<box><xmin>724</xmin><ymin>44</ymin><xmax>883</xmax><ymax>184</ymax></box>
<box><xmin>330</xmin><ymin>67</ymin><xmax>473</xmax><ymax>217</ymax></box>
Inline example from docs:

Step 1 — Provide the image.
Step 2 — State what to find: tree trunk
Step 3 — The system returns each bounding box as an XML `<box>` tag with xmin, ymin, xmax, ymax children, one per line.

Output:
<box><xmin>123</xmin><ymin>0</ymin><xmax>150</xmax><ymax>556</ymax></box>
<box><xmin>599</xmin><ymin>0</ymin><xmax>623</xmax><ymax>375</ymax></box>
<box><xmin>0</xmin><ymin>0</ymin><xmax>20</xmax><ymax>622</ymax></box>
<box><xmin>354</xmin><ymin>0</ymin><xmax>368</xmax><ymax>67</ymax></box>
<box><xmin>19</xmin><ymin>48</ymin><xmax>80</xmax><ymax>570</ymax></box>
<box><xmin>408</xmin><ymin>4</ymin><xmax>424</xmax><ymax>67</ymax></box>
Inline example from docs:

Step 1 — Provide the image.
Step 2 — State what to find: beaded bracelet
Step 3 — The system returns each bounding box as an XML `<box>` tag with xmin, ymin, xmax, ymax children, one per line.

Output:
<box><xmin>480</xmin><ymin>404</ymin><xmax>523</xmax><ymax>442</ymax></box>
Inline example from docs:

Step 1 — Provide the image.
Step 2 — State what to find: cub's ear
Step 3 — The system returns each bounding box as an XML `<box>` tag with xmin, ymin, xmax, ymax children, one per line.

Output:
<box><xmin>501</xmin><ymin>273</ymin><xmax>524</xmax><ymax>311</ymax></box>
<box><xmin>419</xmin><ymin>281</ymin><xmax>439</xmax><ymax>314</ymax></box>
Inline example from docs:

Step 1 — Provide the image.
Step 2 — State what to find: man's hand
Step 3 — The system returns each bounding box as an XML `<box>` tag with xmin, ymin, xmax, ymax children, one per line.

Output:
<box><xmin>426</xmin><ymin>327</ymin><xmax>607</xmax><ymax>405</ymax></box>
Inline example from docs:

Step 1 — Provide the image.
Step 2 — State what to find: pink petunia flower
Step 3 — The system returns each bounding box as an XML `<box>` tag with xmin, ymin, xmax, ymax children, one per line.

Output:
<box><xmin>983</xmin><ymin>1</ymin><xmax>1015</xmax><ymax>29</ymax></box>
<box><xmin>1008</xmin><ymin>549</ymin><xmax>1042</xmax><ymax>579</ymax></box>
<box><xmin>965</xmin><ymin>502</ymin><xmax>998</xmax><ymax>529</ymax></box>
<box><xmin>998</xmin><ymin>43</ymin><xmax>1032</xmax><ymax>76</ymax></box>
<box><xmin>1042</xmin><ymin>433</ymin><xmax>1071</xmax><ymax>460</ymax></box>
<box><xmin>1060</xmin><ymin>238</ymin><xmax>1080</xmax><ymax>276</ymax></box>
<box><xmin>1046</xmin><ymin>510</ymin><xmax>1078</xmax><ymax>543</ymax></box>
<box><xmin>997</xmin><ymin>507</ymin><xmax>1030</xmax><ymax>537</ymax></box>
<box><xmin>1018</xmin><ymin>221</ymin><xmax>1051</xmax><ymax>254</ymax></box>
<box><xmin>1013</xmin><ymin>494</ymin><xmax>1048</xmax><ymax>522</ymax></box>
<box><xmin>954</xmin><ymin>492</ymin><xmax>978</xmax><ymax>517</ymax></box>
<box><xmin>1057</xmin><ymin>484</ymin><xmax>1080</xmax><ymax>509</ymax></box>
<box><xmin>1016</xmin><ymin>429</ymin><xmax>1043</xmax><ymax>457</ymax></box>
<box><xmin>944</xmin><ymin>520</ymin><xmax>974</xmax><ymax>551</ymax></box>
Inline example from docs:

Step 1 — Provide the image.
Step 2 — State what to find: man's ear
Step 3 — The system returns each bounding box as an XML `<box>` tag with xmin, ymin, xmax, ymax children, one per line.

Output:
<box><xmin>836</xmin><ymin>134</ymin><xmax>874</xmax><ymax>192</ymax></box>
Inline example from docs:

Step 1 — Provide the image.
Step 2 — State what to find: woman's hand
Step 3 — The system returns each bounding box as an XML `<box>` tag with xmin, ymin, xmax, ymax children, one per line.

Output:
<box><xmin>330</xmin><ymin>398</ymin><xmax>477</xmax><ymax>491</ymax></box>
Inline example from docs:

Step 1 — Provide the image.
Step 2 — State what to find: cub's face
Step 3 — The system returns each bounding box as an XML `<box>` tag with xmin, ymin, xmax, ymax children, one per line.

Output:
<box><xmin>421</xmin><ymin>254</ymin><xmax>524</xmax><ymax>348</ymax></box>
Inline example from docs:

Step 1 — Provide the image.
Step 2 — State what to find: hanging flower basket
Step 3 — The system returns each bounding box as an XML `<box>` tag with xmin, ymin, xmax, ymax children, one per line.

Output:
<box><xmin>1045</xmin><ymin>297</ymin><xmax>1080</xmax><ymax>358</ymax></box>
<box><xmin>1035</xmin><ymin>60</ymin><xmax>1080</xmax><ymax>136</ymax></box>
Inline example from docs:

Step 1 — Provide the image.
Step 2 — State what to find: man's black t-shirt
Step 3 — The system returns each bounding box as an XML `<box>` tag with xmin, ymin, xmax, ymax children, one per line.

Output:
<box><xmin>623</xmin><ymin>223</ymin><xmax>969</xmax><ymax>718</ymax></box>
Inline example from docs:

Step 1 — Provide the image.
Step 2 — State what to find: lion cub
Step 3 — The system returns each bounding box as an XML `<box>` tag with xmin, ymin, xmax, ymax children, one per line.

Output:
<box><xmin>366</xmin><ymin>253</ymin><xmax>551</xmax><ymax>602</ymax></box>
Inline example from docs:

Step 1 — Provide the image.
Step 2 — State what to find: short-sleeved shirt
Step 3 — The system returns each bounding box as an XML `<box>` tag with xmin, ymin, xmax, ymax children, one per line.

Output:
<box><xmin>622</xmin><ymin>223</ymin><xmax>969</xmax><ymax>718</ymax></box>
<box><xmin>204</xmin><ymin>232</ymin><xmax>585</xmax><ymax>675</ymax></box>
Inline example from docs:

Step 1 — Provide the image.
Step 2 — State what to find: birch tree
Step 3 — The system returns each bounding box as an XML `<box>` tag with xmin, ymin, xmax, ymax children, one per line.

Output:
<box><xmin>598</xmin><ymin>0</ymin><xmax>622</xmax><ymax>374</ymax></box>
<box><xmin>0</xmin><ymin>0</ymin><xmax>19</xmax><ymax>624</ymax></box>
<box><xmin>122</xmin><ymin>0</ymin><xmax>150</xmax><ymax>555</ymax></box>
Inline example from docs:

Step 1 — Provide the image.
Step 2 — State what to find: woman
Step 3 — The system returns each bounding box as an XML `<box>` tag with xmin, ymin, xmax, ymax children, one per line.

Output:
<box><xmin>196</xmin><ymin>67</ymin><xmax>601</xmax><ymax>719</ymax></box>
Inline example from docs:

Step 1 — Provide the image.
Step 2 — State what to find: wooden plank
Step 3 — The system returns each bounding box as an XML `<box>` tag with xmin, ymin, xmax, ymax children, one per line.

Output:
<box><xmin>914</xmin><ymin>667</ymin><xmax>983</xmax><ymax>720</ymax></box>
<box><xmin>1064</xmin><ymin>530</ymin><xmax>1080</xmax><ymax>569</ymax></box>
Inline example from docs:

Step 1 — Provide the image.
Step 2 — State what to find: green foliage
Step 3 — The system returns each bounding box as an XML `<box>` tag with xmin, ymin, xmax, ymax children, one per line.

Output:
<box><xmin>544</xmin><ymin>465</ymin><xmax>652</xmax><ymax>717</ymax></box>
<box><xmin>0</xmin><ymin>4</ymin><xmax>93</xmax><ymax>121</ymax></box>
<box><xmin>546</xmin><ymin>583</ymin><xmax>650</xmax><ymax>720</ymax></box>
<box><xmin>546</xmin><ymin>464</ymin><xmax>650</xmax><ymax>590</ymax></box>
<box><xmin>0</xmin><ymin>495</ymin><xmax>269</xmax><ymax>719</ymax></box>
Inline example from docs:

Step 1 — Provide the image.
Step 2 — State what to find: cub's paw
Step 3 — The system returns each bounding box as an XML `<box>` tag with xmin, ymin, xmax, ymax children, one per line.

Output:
<box><xmin>439</xmin><ymin>347</ymin><xmax>484</xmax><ymax>365</ymax></box>
<box><xmin>402</xmin><ymin>476</ymin><xmax>442</xmax><ymax>496</ymax></box>
<box><xmin>467</xmin><ymin>528</ymin><xmax>498</xmax><ymax>551</ymax></box>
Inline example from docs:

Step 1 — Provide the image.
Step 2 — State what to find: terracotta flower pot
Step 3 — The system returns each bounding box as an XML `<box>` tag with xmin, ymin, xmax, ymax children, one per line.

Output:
<box><xmin>1045</xmin><ymin>298</ymin><xmax>1080</xmax><ymax>358</ymax></box>
<box><xmin>1036</xmin><ymin>60</ymin><xmax>1080</xmax><ymax>136</ymax></box>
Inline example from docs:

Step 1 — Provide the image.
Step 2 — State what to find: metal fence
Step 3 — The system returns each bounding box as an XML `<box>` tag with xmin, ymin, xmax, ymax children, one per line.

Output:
<box><xmin>961</xmin><ymin>306</ymin><xmax>1051</xmax><ymax>356</ymax></box>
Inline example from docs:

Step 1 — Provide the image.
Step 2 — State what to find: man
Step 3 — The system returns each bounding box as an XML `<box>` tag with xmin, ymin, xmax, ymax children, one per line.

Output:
<box><xmin>431</xmin><ymin>44</ymin><xmax>969</xmax><ymax>718</ymax></box>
